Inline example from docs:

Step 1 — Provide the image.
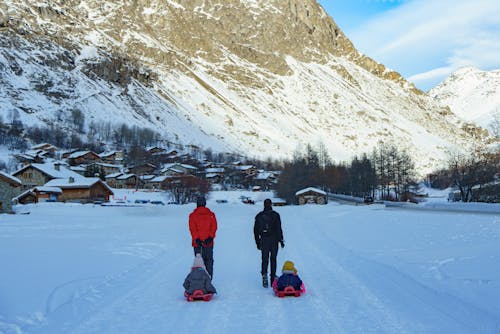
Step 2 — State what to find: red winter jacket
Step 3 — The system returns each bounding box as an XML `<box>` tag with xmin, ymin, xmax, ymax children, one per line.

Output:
<box><xmin>189</xmin><ymin>207</ymin><xmax>218</xmax><ymax>247</ymax></box>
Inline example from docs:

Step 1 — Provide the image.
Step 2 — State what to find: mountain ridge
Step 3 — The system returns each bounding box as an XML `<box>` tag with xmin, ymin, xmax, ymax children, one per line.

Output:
<box><xmin>0</xmin><ymin>0</ymin><xmax>493</xmax><ymax>173</ymax></box>
<box><xmin>430</xmin><ymin>66</ymin><xmax>500</xmax><ymax>133</ymax></box>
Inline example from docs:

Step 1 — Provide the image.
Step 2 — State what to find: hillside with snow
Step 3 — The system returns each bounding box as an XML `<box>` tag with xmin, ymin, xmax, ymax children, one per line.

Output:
<box><xmin>430</xmin><ymin>67</ymin><xmax>500</xmax><ymax>132</ymax></box>
<box><xmin>0</xmin><ymin>1</ymin><xmax>494</xmax><ymax>173</ymax></box>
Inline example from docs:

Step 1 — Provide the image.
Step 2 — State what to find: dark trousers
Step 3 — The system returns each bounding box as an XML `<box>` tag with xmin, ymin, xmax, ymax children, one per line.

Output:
<box><xmin>260</xmin><ymin>238</ymin><xmax>279</xmax><ymax>280</ymax></box>
<box><xmin>194</xmin><ymin>246</ymin><xmax>214</xmax><ymax>278</ymax></box>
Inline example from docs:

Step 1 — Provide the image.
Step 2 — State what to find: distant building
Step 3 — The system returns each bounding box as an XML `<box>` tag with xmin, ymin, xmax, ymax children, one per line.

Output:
<box><xmin>127</xmin><ymin>163</ymin><xmax>157</xmax><ymax>176</ymax></box>
<box><xmin>67</xmin><ymin>151</ymin><xmax>101</xmax><ymax>166</ymax></box>
<box><xmin>99</xmin><ymin>151</ymin><xmax>125</xmax><ymax>164</ymax></box>
<box><xmin>12</xmin><ymin>163</ymin><xmax>83</xmax><ymax>188</ymax></box>
<box><xmin>0</xmin><ymin>171</ymin><xmax>23</xmax><ymax>213</ymax></box>
<box><xmin>44</xmin><ymin>177</ymin><xmax>113</xmax><ymax>203</ymax></box>
<box><xmin>14</xmin><ymin>186</ymin><xmax>62</xmax><ymax>204</ymax></box>
<box><xmin>295</xmin><ymin>187</ymin><xmax>327</xmax><ymax>205</ymax></box>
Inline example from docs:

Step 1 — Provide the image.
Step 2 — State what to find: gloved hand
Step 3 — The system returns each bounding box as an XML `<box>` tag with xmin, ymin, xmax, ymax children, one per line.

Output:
<box><xmin>202</xmin><ymin>237</ymin><xmax>213</xmax><ymax>246</ymax></box>
<box><xmin>195</xmin><ymin>238</ymin><xmax>202</xmax><ymax>247</ymax></box>
<box><xmin>256</xmin><ymin>242</ymin><xmax>261</xmax><ymax>250</ymax></box>
<box><xmin>280</xmin><ymin>240</ymin><xmax>285</xmax><ymax>248</ymax></box>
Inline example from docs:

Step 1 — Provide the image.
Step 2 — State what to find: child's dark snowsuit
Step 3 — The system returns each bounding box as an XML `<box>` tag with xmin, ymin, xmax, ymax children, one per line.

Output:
<box><xmin>276</xmin><ymin>260</ymin><xmax>302</xmax><ymax>291</ymax></box>
<box><xmin>183</xmin><ymin>254</ymin><xmax>216</xmax><ymax>294</ymax></box>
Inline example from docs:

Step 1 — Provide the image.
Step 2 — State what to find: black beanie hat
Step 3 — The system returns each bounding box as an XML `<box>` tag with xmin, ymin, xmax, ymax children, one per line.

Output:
<box><xmin>264</xmin><ymin>198</ymin><xmax>272</xmax><ymax>209</ymax></box>
<box><xmin>196</xmin><ymin>196</ymin><xmax>206</xmax><ymax>207</ymax></box>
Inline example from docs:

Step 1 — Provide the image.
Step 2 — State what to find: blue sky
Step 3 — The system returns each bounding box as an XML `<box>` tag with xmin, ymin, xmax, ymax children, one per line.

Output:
<box><xmin>317</xmin><ymin>0</ymin><xmax>500</xmax><ymax>91</ymax></box>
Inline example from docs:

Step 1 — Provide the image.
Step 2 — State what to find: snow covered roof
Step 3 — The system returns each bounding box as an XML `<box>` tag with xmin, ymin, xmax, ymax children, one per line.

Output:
<box><xmin>44</xmin><ymin>177</ymin><xmax>112</xmax><ymax>193</ymax></box>
<box><xmin>139</xmin><ymin>175</ymin><xmax>156</xmax><ymax>181</ymax></box>
<box><xmin>105</xmin><ymin>172</ymin><xmax>123</xmax><ymax>179</ymax></box>
<box><xmin>295</xmin><ymin>187</ymin><xmax>327</xmax><ymax>196</ymax></box>
<box><xmin>117</xmin><ymin>174</ymin><xmax>136</xmax><ymax>180</ymax></box>
<box><xmin>235</xmin><ymin>165</ymin><xmax>254</xmax><ymax>171</ymax></box>
<box><xmin>0</xmin><ymin>171</ymin><xmax>23</xmax><ymax>186</ymax></box>
<box><xmin>94</xmin><ymin>162</ymin><xmax>121</xmax><ymax>168</ymax></box>
<box><xmin>206</xmin><ymin>168</ymin><xmax>225</xmax><ymax>173</ymax></box>
<box><xmin>13</xmin><ymin>163</ymin><xmax>83</xmax><ymax>180</ymax></box>
<box><xmin>180</xmin><ymin>164</ymin><xmax>198</xmax><ymax>170</ymax></box>
<box><xmin>254</xmin><ymin>172</ymin><xmax>274</xmax><ymax>180</ymax></box>
<box><xmin>34</xmin><ymin>186</ymin><xmax>62</xmax><ymax>193</ymax></box>
<box><xmin>67</xmin><ymin>151</ymin><xmax>91</xmax><ymax>159</ymax></box>
<box><xmin>99</xmin><ymin>151</ymin><xmax>120</xmax><ymax>158</ymax></box>
<box><xmin>151</xmin><ymin>175</ymin><xmax>169</xmax><ymax>182</ymax></box>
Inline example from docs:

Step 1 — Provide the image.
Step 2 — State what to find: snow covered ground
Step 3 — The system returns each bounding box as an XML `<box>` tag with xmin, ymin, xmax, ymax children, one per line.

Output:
<box><xmin>1</xmin><ymin>190</ymin><xmax>499</xmax><ymax>334</ymax></box>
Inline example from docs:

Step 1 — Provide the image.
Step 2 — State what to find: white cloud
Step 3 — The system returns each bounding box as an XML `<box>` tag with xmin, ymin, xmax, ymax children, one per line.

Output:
<box><xmin>349</xmin><ymin>0</ymin><xmax>500</xmax><ymax>90</ymax></box>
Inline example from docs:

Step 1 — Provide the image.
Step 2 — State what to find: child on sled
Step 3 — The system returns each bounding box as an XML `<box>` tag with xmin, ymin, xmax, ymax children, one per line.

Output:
<box><xmin>274</xmin><ymin>260</ymin><xmax>303</xmax><ymax>291</ymax></box>
<box><xmin>183</xmin><ymin>253</ymin><xmax>217</xmax><ymax>295</ymax></box>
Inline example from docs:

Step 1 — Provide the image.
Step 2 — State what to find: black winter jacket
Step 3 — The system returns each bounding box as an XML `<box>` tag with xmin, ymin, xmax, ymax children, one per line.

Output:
<box><xmin>254</xmin><ymin>208</ymin><xmax>283</xmax><ymax>246</ymax></box>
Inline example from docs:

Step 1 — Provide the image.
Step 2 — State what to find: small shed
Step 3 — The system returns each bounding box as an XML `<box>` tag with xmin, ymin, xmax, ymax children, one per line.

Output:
<box><xmin>14</xmin><ymin>186</ymin><xmax>62</xmax><ymax>204</ymax></box>
<box><xmin>295</xmin><ymin>187</ymin><xmax>327</xmax><ymax>205</ymax></box>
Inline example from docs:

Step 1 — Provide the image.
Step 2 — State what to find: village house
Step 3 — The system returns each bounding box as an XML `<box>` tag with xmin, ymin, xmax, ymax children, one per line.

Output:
<box><xmin>61</xmin><ymin>149</ymin><xmax>80</xmax><ymax>159</ymax></box>
<box><xmin>253</xmin><ymin>171</ymin><xmax>278</xmax><ymax>190</ymax></box>
<box><xmin>66</xmin><ymin>151</ymin><xmax>101</xmax><ymax>166</ymax></box>
<box><xmin>14</xmin><ymin>152</ymin><xmax>45</xmax><ymax>165</ymax></box>
<box><xmin>31</xmin><ymin>143</ymin><xmax>58</xmax><ymax>158</ymax></box>
<box><xmin>14</xmin><ymin>186</ymin><xmax>62</xmax><ymax>204</ymax></box>
<box><xmin>0</xmin><ymin>171</ymin><xmax>23</xmax><ymax>213</ymax></box>
<box><xmin>44</xmin><ymin>177</ymin><xmax>114</xmax><ymax>203</ymax></box>
<box><xmin>12</xmin><ymin>163</ymin><xmax>84</xmax><ymax>188</ymax></box>
<box><xmin>127</xmin><ymin>163</ymin><xmax>157</xmax><ymax>176</ymax></box>
<box><xmin>160</xmin><ymin>163</ymin><xmax>198</xmax><ymax>176</ymax></box>
<box><xmin>204</xmin><ymin>167</ymin><xmax>225</xmax><ymax>184</ymax></box>
<box><xmin>146</xmin><ymin>146</ymin><xmax>166</xmax><ymax>155</ymax></box>
<box><xmin>104</xmin><ymin>172</ymin><xmax>123</xmax><ymax>188</ymax></box>
<box><xmin>88</xmin><ymin>162</ymin><xmax>121</xmax><ymax>176</ymax></box>
<box><xmin>115</xmin><ymin>174</ymin><xmax>139</xmax><ymax>189</ymax></box>
<box><xmin>142</xmin><ymin>175</ymin><xmax>170</xmax><ymax>190</ymax></box>
<box><xmin>99</xmin><ymin>151</ymin><xmax>125</xmax><ymax>164</ymax></box>
<box><xmin>295</xmin><ymin>187</ymin><xmax>328</xmax><ymax>205</ymax></box>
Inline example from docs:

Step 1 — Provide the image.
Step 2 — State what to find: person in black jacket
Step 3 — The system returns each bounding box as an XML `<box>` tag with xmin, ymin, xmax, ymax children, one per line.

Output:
<box><xmin>254</xmin><ymin>198</ymin><xmax>284</xmax><ymax>288</ymax></box>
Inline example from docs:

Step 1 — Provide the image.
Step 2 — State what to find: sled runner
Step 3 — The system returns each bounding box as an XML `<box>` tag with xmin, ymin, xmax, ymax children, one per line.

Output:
<box><xmin>272</xmin><ymin>278</ymin><xmax>306</xmax><ymax>297</ymax></box>
<box><xmin>184</xmin><ymin>290</ymin><xmax>214</xmax><ymax>302</ymax></box>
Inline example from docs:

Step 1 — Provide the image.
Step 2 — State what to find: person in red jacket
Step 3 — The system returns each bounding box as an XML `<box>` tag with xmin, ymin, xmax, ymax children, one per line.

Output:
<box><xmin>189</xmin><ymin>196</ymin><xmax>218</xmax><ymax>278</ymax></box>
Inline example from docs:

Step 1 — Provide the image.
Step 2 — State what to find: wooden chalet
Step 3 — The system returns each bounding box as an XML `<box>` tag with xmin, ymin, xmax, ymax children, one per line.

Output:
<box><xmin>127</xmin><ymin>163</ymin><xmax>157</xmax><ymax>176</ymax></box>
<box><xmin>295</xmin><ymin>187</ymin><xmax>328</xmax><ymax>205</ymax></box>
<box><xmin>44</xmin><ymin>177</ymin><xmax>113</xmax><ymax>203</ymax></box>
<box><xmin>115</xmin><ymin>174</ymin><xmax>139</xmax><ymax>189</ymax></box>
<box><xmin>160</xmin><ymin>163</ymin><xmax>198</xmax><ymax>176</ymax></box>
<box><xmin>99</xmin><ymin>151</ymin><xmax>124</xmax><ymax>164</ymax></box>
<box><xmin>104</xmin><ymin>172</ymin><xmax>123</xmax><ymax>188</ymax></box>
<box><xmin>12</xmin><ymin>163</ymin><xmax>83</xmax><ymax>188</ymax></box>
<box><xmin>14</xmin><ymin>186</ymin><xmax>62</xmax><ymax>204</ymax></box>
<box><xmin>67</xmin><ymin>151</ymin><xmax>101</xmax><ymax>166</ymax></box>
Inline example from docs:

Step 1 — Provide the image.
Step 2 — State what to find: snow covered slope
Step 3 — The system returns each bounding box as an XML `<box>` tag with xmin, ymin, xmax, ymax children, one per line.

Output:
<box><xmin>0</xmin><ymin>1</ymin><xmax>494</xmax><ymax>173</ymax></box>
<box><xmin>430</xmin><ymin>67</ymin><xmax>500</xmax><ymax>131</ymax></box>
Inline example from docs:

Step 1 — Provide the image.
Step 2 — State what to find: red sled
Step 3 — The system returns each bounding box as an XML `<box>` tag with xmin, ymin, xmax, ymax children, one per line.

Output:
<box><xmin>184</xmin><ymin>290</ymin><xmax>214</xmax><ymax>302</ymax></box>
<box><xmin>272</xmin><ymin>279</ymin><xmax>306</xmax><ymax>297</ymax></box>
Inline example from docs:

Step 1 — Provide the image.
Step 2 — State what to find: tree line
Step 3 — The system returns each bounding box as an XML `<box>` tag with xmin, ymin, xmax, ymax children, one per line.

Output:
<box><xmin>276</xmin><ymin>143</ymin><xmax>417</xmax><ymax>204</ymax></box>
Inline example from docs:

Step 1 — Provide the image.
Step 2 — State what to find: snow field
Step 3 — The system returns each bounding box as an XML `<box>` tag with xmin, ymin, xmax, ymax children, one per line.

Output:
<box><xmin>0</xmin><ymin>191</ymin><xmax>499</xmax><ymax>333</ymax></box>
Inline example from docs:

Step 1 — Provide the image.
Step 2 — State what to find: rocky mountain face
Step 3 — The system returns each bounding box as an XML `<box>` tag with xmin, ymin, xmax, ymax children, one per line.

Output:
<box><xmin>430</xmin><ymin>67</ymin><xmax>500</xmax><ymax>134</ymax></box>
<box><xmin>0</xmin><ymin>0</ymin><xmax>493</xmax><ymax>173</ymax></box>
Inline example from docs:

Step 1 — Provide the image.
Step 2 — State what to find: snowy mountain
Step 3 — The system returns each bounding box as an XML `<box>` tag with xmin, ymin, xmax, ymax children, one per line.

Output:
<box><xmin>0</xmin><ymin>0</ymin><xmax>493</xmax><ymax>173</ymax></box>
<box><xmin>429</xmin><ymin>67</ymin><xmax>500</xmax><ymax>132</ymax></box>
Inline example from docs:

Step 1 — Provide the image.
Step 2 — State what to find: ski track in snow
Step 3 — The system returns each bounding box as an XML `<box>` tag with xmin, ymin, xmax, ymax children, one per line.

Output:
<box><xmin>2</xmin><ymin>199</ymin><xmax>500</xmax><ymax>334</ymax></box>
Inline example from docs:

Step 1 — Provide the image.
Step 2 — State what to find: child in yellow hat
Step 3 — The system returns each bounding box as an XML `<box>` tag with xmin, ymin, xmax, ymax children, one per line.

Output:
<box><xmin>275</xmin><ymin>260</ymin><xmax>303</xmax><ymax>291</ymax></box>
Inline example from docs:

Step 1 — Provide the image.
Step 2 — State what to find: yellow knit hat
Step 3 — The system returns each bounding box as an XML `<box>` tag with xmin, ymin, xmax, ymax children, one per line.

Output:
<box><xmin>282</xmin><ymin>260</ymin><xmax>297</xmax><ymax>273</ymax></box>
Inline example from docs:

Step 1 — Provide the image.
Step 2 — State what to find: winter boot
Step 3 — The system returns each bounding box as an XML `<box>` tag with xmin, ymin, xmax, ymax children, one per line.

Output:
<box><xmin>262</xmin><ymin>275</ymin><xmax>269</xmax><ymax>288</ymax></box>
